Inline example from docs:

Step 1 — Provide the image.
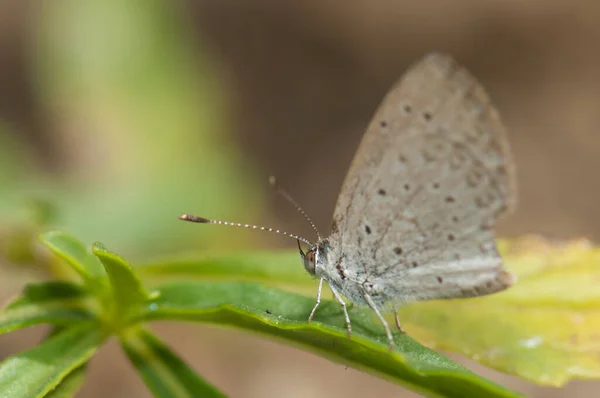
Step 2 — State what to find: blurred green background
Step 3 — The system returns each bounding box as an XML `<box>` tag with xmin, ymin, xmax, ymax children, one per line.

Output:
<box><xmin>1</xmin><ymin>1</ymin><xmax>599</xmax><ymax>397</ymax></box>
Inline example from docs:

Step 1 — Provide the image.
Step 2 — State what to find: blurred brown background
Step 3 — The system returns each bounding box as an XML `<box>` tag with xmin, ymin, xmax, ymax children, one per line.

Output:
<box><xmin>1</xmin><ymin>0</ymin><xmax>599</xmax><ymax>397</ymax></box>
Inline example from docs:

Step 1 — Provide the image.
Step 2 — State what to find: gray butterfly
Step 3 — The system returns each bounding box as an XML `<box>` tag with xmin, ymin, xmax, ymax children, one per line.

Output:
<box><xmin>180</xmin><ymin>52</ymin><xmax>517</xmax><ymax>349</ymax></box>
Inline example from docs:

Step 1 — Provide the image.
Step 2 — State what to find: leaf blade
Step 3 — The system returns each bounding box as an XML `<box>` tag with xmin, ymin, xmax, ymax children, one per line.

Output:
<box><xmin>43</xmin><ymin>365</ymin><xmax>86</xmax><ymax>398</ymax></box>
<box><xmin>137</xmin><ymin>238</ymin><xmax>600</xmax><ymax>386</ymax></box>
<box><xmin>137</xmin><ymin>250</ymin><xmax>310</xmax><ymax>291</ymax></box>
<box><xmin>0</xmin><ymin>325</ymin><xmax>102</xmax><ymax>398</ymax></box>
<box><xmin>140</xmin><ymin>281</ymin><xmax>522</xmax><ymax>398</ymax></box>
<box><xmin>120</xmin><ymin>327</ymin><xmax>226</xmax><ymax>398</ymax></box>
<box><xmin>0</xmin><ymin>282</ymin><xmax>95</xmax><ymax>335</ymax></box>
<box><xmin>39</xmin><ymin>231</ymin><xmax>107</xmax><ymax>292</ymax></box>
<box><xmin>93</xmin><ymin>242</ymin><xmax>150</xmax><ymax>317</ymax></box>
<box><xmin>42</xmin><ymin>326</ymin><xmax>88</xmax><ymax>398</ymax></box>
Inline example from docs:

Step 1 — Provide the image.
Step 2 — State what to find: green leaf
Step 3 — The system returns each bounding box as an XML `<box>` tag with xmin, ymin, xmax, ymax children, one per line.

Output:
<box><xmin>7</xmin><ymin>281</ymin><xmax>89</xmax><ymax>308</ymax></box>
<box><xmin>137</xmin><ymin>250</ymin><xmax>310</xmax><ymax>291</ymax></box>
<box><xmin>137</xmin><ymin>238</ymin><xmax>600</xmax><ymax>387</ymax></box>
<box><xmin>43</xmin><ymin>326</ymin><xmax>87</xmax><ymax>398</ymax></box>
<box><xmin>120</xmin><ymin>327</ymin><xmax>226</xmax><ymax>398</ymax></box>
<box><xmin>0</xmin><ymin>282</ymin><xmax>95</xmax><ymax>335</ymax></box>
<box><xmin>0</xmin><ymin>325</ymin><xmax>102</xmax><ymax>398</ymax></box>
<box><xmin>43</xmin><ymin>366</ymin><xmax>86</xmax><ymax>398</ymax></box>
<box><xmin>39</xmin><ymin>231</ymin><xmax>107</xmax><ymax>292</ymax></box>
<box><xmin>397</xmin><ymin>236</ymin><xmax>600</xmax><ymax>387</ymax></box>
<box><xmin>93</xmin><ymin>243</ymin><xmax>150</xmax><ymax>318</ymax></box>
<box><xmin>139</xmin><ymin>281</ymin><xmax>522</xmax><ymax>398</ymax></box>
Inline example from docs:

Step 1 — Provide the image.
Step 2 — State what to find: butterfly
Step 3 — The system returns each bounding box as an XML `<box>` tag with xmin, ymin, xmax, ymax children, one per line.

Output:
<box><xmin>179</xmin><ymin>53</ymin><xmax>517</xmax><ymax>350</ymax></box>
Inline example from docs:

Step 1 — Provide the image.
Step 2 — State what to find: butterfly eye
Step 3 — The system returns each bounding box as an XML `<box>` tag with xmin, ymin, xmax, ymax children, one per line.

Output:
<box><xmin>303</xmin><ymin>250</ymin><xmax>316</xmax><ymax>275</ymax></box>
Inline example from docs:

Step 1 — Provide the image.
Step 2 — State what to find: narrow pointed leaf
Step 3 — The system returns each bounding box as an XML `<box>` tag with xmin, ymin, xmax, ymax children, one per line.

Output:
<box><xmin>93</xmin><ymin>243</ymin><xmax>150</xmax><ymax>313</ymax></box>
<box><xmin>43</xmin><ymin>365</ymin><xmax>86</xmax><ymax>398</ymax></box>
<box><xmin>120</xmin><ymin>327</ymin><xmax>226</xmax><ymax>398</ymax></box>
<box><xmin>137</xmin><ymin>250</ymin><xmax>310</xmax><ymax>291</ymax></box>
<box><xmin>7</xmin><ymin>281</ymin><xmax>88</xmax><ymax>309</ymax></box>
<box><xmin>43</xmin><ymin>326</ymin><xmax>87</xmax><ymax>398</ymax></box>
<box><xmin>0</xmin><ymin>282</ymin><xmax>94</xmax><ymax>335</ymax></box>
<box><xmin>0</xmin><ymin>325</ymin><xmax>102</xmax><ymax>398</ymax></box>
<box><xmin>39</xmin><ymin>231</ymin><xmax>107</xmax><ymax>292</ymax></box>
<box><xmin>136</xmin><ymin>237</ymin><xmax>600</xmax><ymax>386</ymax></box>
<box><xmin>139</xmin><ymin>281</ymin><xmax>522</xmax><ymax>398</ymax></box>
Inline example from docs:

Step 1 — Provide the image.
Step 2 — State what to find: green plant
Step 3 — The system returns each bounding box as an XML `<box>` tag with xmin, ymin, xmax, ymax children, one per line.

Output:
<box><xmin>1</xmin><ymin>231</ymin><xmax>599</xmax><ymax>397</ymax></box>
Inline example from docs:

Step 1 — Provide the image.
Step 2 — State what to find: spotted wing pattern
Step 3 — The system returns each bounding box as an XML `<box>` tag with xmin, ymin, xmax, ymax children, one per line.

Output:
<box><xmin>325</xmin><ymin>53</ymin><xmax>516</xmax><ymax>305</ymax></box>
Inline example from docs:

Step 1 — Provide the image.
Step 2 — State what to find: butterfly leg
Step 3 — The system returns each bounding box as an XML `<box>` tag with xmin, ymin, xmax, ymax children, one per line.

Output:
<box><xmin>393</xmin><ymin>308</ymin><xmax>406</xmax><ymax>333</ymax></box>
<box><xmin>363</xmin><ymin>293</ymin><xmax>394</xmax><ymax>351</ymax></box>
<box><xmin>328</xmin><ymin>283</ymin><xmax>352</xmax><ymax>339</ymax></box>
<box><xmin>308</xmin><ymin>278</ymin><xmax>324</xmax><ymax>323</ymax></box>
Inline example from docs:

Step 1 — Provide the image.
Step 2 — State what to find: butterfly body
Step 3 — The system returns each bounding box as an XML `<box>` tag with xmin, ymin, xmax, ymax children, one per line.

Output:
<box><xmin>303</xmin><ymin>240</ymin><xmax>373</xmax><ymax>307</ymax></box>
<box><xmin>300</xmin><ymin>52</ymin><xmax>516</xmax><ymax>347</ymax></box>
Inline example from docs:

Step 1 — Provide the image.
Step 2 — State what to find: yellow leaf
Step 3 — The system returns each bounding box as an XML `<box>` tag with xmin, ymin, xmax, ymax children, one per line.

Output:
<box><xmin>398</xmin><ymin>236</ymin><xmax>600</xmax><ymax>386</ymax></box>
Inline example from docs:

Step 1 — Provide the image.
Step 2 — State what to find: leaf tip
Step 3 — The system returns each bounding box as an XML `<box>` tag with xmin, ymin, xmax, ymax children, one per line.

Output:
<box><xmin>37</xmin><ymin>229</ymin><xmax>63</xmax><ymax>245</ymax></box>
<box><xmin>91</xmin><ymin>242</ymin><xmax>108</xmax><ymax>255</ymax></box>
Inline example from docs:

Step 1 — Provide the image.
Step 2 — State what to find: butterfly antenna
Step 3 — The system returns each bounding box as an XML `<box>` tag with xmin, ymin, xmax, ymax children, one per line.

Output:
<box><xmin>178</xmin><ymin>214</ymin><xmax>312</xmax><ymax>245</ymax></box>
<box><xmin>269</xmin><ymin>176</ymin><xmax>322</xmax><ymax>241</ymax></box>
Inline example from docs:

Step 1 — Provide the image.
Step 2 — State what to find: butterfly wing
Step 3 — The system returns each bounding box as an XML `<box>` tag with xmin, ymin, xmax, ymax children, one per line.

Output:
<box><xmin>326</xmin><ymin>53</ymin><xmax>516</xmax><ymax>305</ymax></box>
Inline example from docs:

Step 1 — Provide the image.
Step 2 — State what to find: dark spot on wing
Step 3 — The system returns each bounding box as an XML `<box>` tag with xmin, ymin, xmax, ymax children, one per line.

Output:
<box><xmin>432</xmin><ymin>182</ymin><xmax>440</xmax><ymax>189</ymax></box>
<box><xmin>445</xmin><ymin>196</ymin><xmax>455</xmax><ymax>203</ymax></box>
<box><xmin>380</xmin><ymin>120</ymin><xmax>388</xmax><ymax>127</ymax></box>
<box><xmin>412</xmin><ymin>261</ymin><xmax>418</xmax><ymax>268</ymax></box>
<box><xmin>394</xmin><ymin>247</ymin><xmax>403</xmax><ymax>255</ymax></box>
<box><xmin>377</xmin><ymin>188</ymin><xmax>386</xmax><ymax>196</ymax></box>
<box><xmin>452</xmin><ymin>215</ymin><xmax>459</xmax><ymax>222</ymax></box>
<box><xmin>437</xmin><ymin>276</ymin><xmax>443</xmax><ymax>283</ymax></box>
<box><xmin>365</xmin><ymin>225</ymin><xmax>371</xmax><ymax>234</ymax></box>
<box><xmin>404</xmin><ymin>184</ymin><xmax>410</xmax><ymax>191</ymax></box>
<box><xmin>448</xmin><ymin>234</ymin><xmax>455</xmax><ymax>241</ymax></box>
<box><xmin>403</xmin><ymin>104</ymin><xmax>412</xmax><ymax>113</ymax></box>
<box><xmin>423</xmin><ymin>112</ymin><xmax>432</xmax><ymax>121</ymax></box>
<box><xmin>336</xmin><ymin>262</ymin><xmax>346</xmax><ymax>280</ymax></box>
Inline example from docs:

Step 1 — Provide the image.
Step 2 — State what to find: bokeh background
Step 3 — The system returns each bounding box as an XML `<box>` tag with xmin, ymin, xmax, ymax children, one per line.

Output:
<box><xmin>0</xmin><ymin>1</ymin><xmax>599</xmax><ymax>397</ymax></box>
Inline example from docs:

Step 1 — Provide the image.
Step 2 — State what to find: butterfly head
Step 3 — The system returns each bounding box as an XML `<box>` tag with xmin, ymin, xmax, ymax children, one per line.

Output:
<box><xmin>298</xmin><ymin>239</ymin><xmax>328</xmax><ymax>277</ymax></box>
